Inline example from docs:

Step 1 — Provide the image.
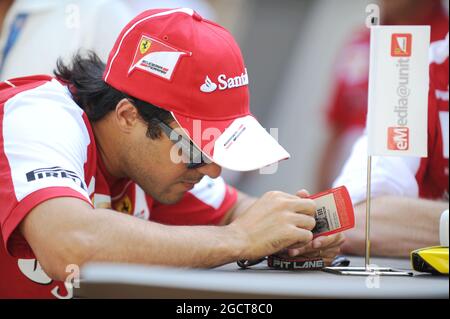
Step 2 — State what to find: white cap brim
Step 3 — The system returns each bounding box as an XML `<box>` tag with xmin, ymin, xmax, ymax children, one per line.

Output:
<box><xmin>172</xmin><ymin>113</ymin><xmax>290</xmax><ymax>171</ymax></box>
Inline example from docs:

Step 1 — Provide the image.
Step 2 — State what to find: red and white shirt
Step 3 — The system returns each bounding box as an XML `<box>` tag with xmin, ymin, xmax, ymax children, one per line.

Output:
<box><xmin>0</xmin><ymin>75</ymin><xmax>237</xmax><ymax>298</ymax></box>
<box><xmin>334</xmin><ymin>34</ymin><xmax>449</xmax><ymax>204</ymax></box>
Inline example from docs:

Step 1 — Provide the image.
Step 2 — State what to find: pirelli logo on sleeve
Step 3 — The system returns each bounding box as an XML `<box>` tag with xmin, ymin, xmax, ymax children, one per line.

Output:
<box><xmin>26</xmin><ymin>166</ymin><xmax>86</xmax><ymax>190</ymax></box>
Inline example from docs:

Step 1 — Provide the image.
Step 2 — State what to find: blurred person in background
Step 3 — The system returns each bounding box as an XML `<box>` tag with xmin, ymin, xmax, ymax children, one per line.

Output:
<box><xmin>0</xmin><ymin>0</ymin><xmax>132</xmax><ymax>81</ymax></box>
<box><xmin>334</xmin><ymin>33</ymin><xmax>449</xmax><ymax>257</ymax></box>
<box><xmin>317</xmin><ymin>0</ymin><xmax>448</xmax><ymax>191</ymax></box>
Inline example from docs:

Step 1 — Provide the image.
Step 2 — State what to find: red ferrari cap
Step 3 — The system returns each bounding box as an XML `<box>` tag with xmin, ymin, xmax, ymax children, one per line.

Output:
<box><xmin>104</xmin><ymin>8</ymin><xmax>289</xmax><ymax>171</ymax></box>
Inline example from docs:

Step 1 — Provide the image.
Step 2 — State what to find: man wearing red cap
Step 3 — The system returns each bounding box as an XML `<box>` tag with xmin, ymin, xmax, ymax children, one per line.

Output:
<box><xmin>0</xmin><ymin>8</ymin><xmax>343</xmax><ymax>298</ymax></box>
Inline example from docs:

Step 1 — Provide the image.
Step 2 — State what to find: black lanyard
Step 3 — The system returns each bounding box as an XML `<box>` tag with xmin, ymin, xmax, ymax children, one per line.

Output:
<box><xmin>237</xmin><ymin>255</ymin><xmax>350</xmax><ymax>270</ymax></box>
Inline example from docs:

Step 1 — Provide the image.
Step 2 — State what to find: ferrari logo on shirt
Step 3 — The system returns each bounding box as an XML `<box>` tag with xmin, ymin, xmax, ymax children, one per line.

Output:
<box><xmin>114</xmin><ymin>195</ymin><xmax>133</xmax><ymax>214</ymax></box>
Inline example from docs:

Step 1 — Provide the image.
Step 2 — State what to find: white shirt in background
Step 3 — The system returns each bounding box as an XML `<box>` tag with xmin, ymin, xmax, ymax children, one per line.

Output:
<box><xmin>0</xmin><ymin>0</ymin><xmax>133</xmax><ymax>80</ymax></box>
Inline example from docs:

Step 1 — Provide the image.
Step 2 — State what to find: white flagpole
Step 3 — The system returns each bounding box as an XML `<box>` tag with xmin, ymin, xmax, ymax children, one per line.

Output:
<box><xmin>364</xmin><ymin>156</ymin><xmax>372</xmax><ymax>271</ymax></box>
<box><xmin>363</xmin><ymin>6</ymin><xmax>377</xmax><ymax>273</ymax></box>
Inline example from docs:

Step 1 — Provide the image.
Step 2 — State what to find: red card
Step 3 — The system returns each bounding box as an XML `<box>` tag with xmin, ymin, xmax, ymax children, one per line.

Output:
<box><xmin>309</xmin><ymin>186</ymin><xmax>355</xmax><ymax>238</ymax></box>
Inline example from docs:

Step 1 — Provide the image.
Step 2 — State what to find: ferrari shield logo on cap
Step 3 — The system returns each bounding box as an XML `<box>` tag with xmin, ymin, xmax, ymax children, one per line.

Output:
<box><xmin>129</xmin><ymin>35</ymin><xmax>191</xmax><ymax>81</ymax></box>
<box><xmin>140</xmin><ymin>38</ymin><xmax>151</xmax><ymax>54</ymax></box>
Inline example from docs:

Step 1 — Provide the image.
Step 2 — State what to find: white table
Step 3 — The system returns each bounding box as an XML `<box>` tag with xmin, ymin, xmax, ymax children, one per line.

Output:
<box><xmin>76</xmin><ymin>256</ymin><xmax>448</xmax><ymax>298</ymax></box>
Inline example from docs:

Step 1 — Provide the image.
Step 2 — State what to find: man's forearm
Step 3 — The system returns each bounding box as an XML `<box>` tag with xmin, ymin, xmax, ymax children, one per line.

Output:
<box><xmin>91</xmin><ymin>209</ymin><xmax>245</xmax><ymax>267</ymax></box>
<box><xmin>342</xmin><ymin>196</ymin><xmax>449</xmax><ymax>257</ymax></box>
<box><xmin>23</xmin><ymin>191</ymin><xmax>318</xmax><ymax>281</ymax></box>
<box><xmin>21</xmin><ymin>198</ymin><xmax>245</xmax><ymax>281</ymax></box>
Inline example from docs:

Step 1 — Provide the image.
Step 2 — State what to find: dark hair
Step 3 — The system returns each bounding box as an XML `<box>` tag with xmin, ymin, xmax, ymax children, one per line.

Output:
<box><xmin>54</xmin><ymin>51</ymin><xmax>173</xmax><ymax>139</ymax></box>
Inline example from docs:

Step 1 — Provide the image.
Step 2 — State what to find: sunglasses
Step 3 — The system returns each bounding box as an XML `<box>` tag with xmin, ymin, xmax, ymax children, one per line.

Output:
<box><xmin>157</xmin><ymin>120</ymin><xmax>210</xmax><ymax>169</ymax></box>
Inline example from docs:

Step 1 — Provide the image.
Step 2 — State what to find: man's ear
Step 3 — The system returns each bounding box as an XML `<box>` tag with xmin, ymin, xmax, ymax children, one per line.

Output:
<box><xmin>115</xmin><ymin>98</ymin><xmax>139</xmax><ymax>133</ymax></box>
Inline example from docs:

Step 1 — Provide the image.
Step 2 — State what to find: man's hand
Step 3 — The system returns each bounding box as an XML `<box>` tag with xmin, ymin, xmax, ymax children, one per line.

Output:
<box><xmin>286</xmin><ymin>189</ymin><xmax>346</xmax><ymax>266</ymax></box>
<box><xmin>229</xmin><ymin>190</ymin><xmax>317</xmax><ymax>261</ymax></box>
